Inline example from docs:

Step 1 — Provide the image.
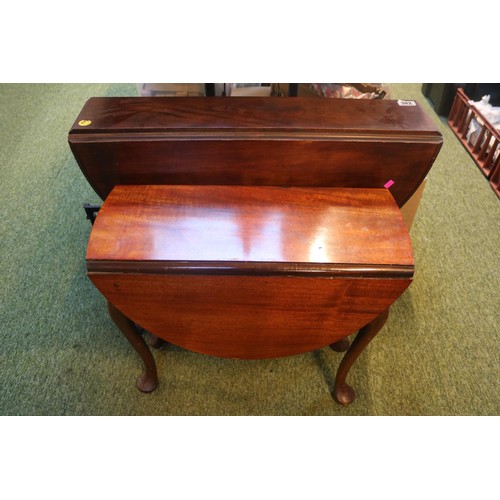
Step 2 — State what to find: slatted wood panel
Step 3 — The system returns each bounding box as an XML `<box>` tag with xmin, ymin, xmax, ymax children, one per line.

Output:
<box><xmin>448</xmin><ymin>88</ymin><xmax>500</xmax><ymax>188</ymax></box>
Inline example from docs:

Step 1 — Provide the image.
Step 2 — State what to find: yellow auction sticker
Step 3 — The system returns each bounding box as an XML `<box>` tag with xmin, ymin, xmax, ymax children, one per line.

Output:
<box><xmin>78</xmin><ymin>120</ymin><xmax>92</xmax><ymax>126</ymax></box>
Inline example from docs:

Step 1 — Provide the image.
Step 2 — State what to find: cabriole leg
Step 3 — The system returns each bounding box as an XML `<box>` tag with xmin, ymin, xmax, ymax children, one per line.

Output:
<box><xmin>329</xmin><ymin>337</ymin><xmax>351</xmax><ymax>352</ymax></box>
<box><xmin>333</xmin><ymin>308</ymin><xmax>390</xmax><ymax>405</ymax></box>
<box><xmin>145</xmin><ymin>333</ymin><xmax>167</xmax><ymax>349</ymax></box>
<box><xmin>107</xmin><ymin>302</ymin><xmax>158</xmax><ymax>393</ymax></box>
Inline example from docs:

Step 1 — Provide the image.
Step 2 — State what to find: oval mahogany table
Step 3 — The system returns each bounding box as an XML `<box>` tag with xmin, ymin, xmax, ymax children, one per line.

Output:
<box><xmin>86</xmin><ymin>184</ymin><xmax>414</xmax><ymax>404</ymax></box>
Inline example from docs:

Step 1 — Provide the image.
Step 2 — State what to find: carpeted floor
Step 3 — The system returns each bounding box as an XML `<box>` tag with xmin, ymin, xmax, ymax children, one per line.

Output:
<box><xmin>0</xmin><ymin>83</ymin><xmax>498</xmax><ymax>415</ymax></box>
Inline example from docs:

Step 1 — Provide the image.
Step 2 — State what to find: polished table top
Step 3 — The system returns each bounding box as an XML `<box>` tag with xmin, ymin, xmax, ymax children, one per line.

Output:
<box><xmin>86</xmin><ymin>184</ymin><xmax>414</xmax><ymax>361</ymax></box>
<box><xmin>87</xmin><ymin>185</ymin><xmax>414</xmax><ymax>277</ymax></box>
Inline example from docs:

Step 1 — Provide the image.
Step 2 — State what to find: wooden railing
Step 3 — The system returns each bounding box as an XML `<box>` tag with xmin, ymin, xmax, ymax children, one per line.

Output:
<box><xmin>448</xmin><ymin>88</ymin><xmax>500</xmax><ymax>198</ymax></box>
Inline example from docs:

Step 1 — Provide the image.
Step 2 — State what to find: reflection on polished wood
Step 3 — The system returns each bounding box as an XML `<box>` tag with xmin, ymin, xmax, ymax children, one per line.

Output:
<box><xmin>88</xmin><ymin>185</ymin><xmax>413</xmax><ymax>360</ymax></box>
<box><xmin>87</xmin><ymin>185</ymin><xmax>413</xmax><ymax>270</ymax></box>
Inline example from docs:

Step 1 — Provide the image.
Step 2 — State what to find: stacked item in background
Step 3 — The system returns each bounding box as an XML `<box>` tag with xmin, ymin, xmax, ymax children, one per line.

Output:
<box><xmin>137</xmin><ymin>83</ymin><xmax>390</xmax><ymax>98</ymax></box>
<box><xmin>137</xmin><ymin>84</ymin><xmax>206</xmax><ymax>96</ymax></box>
<box><xmin>310</xmin><ymin>83</ymin><xmax>388</xmax><ymax>99</ymax></box>
<box><xmin>137</xmin><ymin>83</ymin><xmax>273</xmax><ymax>97</ymax></box>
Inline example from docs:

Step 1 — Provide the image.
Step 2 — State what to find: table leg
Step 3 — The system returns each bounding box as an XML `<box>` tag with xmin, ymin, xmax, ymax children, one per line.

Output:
<box><xmin>107</xmin><ymin>302</ymin><xmax>159</xmax><ymax>393</ymax></box>
<box><xmin>329</xmin><ymin>337</ymin><xmax>351</xmax><ymax>352</ymax></box>
<box><xmin>333</xmin><ymin>308</ymin><xmax>390</xmax><ymax>405</ymax></box>
<box><xmin>145</xmin><ymin>332</ymin><xmax>167</xmax><ymax>349</ymax></box>
<box><xmin>134</xmin><ymin>323</ymin><xmax>167</xmax><ymax>350</ymax></box>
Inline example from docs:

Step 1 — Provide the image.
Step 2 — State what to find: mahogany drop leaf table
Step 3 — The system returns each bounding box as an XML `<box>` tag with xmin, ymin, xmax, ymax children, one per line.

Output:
<box><xmin>69</xmin><ymin>96</ymin><xmax>442</xmax><ymax>404</ymax></box>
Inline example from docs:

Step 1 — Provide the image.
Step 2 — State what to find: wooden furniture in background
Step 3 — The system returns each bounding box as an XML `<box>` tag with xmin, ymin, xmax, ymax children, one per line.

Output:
<box><xmin>69</xmin><ymin>97</ymin><xmax>442</xmax><ymax>404</ymax></box>
<box><xmin>448</xmin><ymin>88</ymin><xmax>500</xmax><ymax>198</ymax></box>
<box><xmin>69</xmin><ymin>97</ymin><xmax>442</xmax><ymax>207</ymax></box>
<box><xmin>423</xmin><ymin>83</ymin><xmax>500</xmax><ymax>117</ymax></box>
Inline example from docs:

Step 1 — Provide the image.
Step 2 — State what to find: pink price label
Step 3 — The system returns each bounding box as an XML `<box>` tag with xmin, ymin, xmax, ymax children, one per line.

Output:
<box><xmin>384</xmin><ymin>180</ymin><xmax>395</xmax><ymax>189</ymax></box>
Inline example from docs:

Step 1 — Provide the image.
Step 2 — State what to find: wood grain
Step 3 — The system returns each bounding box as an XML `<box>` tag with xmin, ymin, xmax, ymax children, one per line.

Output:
<box><xmin>86</xmin><ymin>185</ymin><xmax>414</xmax><ymax>275</ymax></box>
<box><xmin>69</xmin><ymin>97</ymin><xmax>442</xmax><ymax>206</ymax></box>
<box><xmin>87</xmin><ymin>184</ymin><xmax>414</xmax><ymax>359</ymax></box>
<box><xmin>71</xmin><ymin>97</ymin><xmax>440</xmax><ymax>134</ymax></box>
<box><xmin>89</xmin><ymin>273</ymin><xmax>412</xmax><ymax>359</ymax></box>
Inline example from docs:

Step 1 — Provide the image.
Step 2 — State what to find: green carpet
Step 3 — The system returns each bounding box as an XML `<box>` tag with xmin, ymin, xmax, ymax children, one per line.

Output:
<box><xmin>0</xmin><ymin>83</ymin><xmax>498</xmax><ymax>415</ymax></box>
